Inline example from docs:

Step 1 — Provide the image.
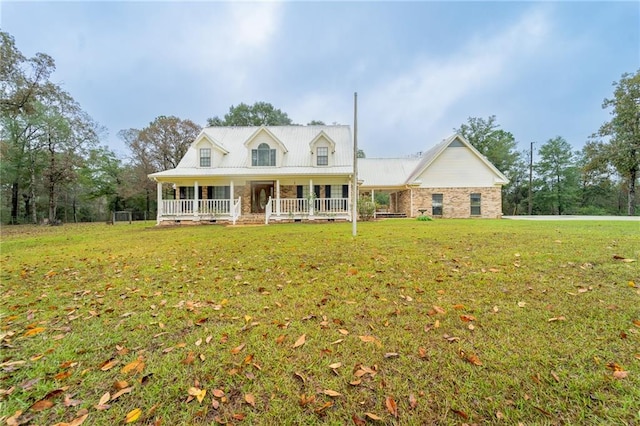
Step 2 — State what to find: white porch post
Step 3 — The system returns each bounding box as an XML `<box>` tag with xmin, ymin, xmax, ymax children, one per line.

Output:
<box><xmin>372</xmin><ymin>189</ymin><xmax>376</xmax><ymax>219</ymax></box>
<box><xmin>156</xmin><ymin>181</ymin><xmax>163</xmax><ymax>225</ymax></box>
<box><xmin>276</xmin><ymin>180</ymin><xmax>281</xmax><ymax>216</ymax></box>
<box><xmin>194</xmin><ymin>181</ymin><xmax>199</xmax><ymax>217</ymax></box>
<box><xmin>309</xmin><ymin>179</ymin><xmax>314</xmax><ymax>216</ymax></box>
<box><xmin>230</xmin><ymin>180</ymin><xmax>234</xmax><ymax>215</ymax></box>
<box><xmin>410</xmin><ymin>187</ymin><xmax>413</xmax><ymax>218</ymax></box>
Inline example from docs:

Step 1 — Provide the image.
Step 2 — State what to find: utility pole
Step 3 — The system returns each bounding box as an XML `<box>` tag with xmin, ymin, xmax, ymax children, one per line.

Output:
<box><xmin>352</xmin><ymin>92</ymin><xmax>358</xmax><ymax>237</ymax></box>
<box><xmin>528</xmin><ymin>141</ymin><xmax>534</xmax><ymax>215</ymax></box>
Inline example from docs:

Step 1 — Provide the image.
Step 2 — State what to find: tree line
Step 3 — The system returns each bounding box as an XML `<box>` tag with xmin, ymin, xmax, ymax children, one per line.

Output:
<box><xmin>1</xmin><ymin>30</ymin><xmax>637</xmax><ymax>224</ymax></box>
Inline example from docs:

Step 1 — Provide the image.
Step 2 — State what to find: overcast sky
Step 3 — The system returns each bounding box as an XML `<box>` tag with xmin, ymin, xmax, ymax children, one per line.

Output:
<box><xmin>2</xmin><ymin>1</ymin><xmax>638</xmax><ymax>159</ymax></box>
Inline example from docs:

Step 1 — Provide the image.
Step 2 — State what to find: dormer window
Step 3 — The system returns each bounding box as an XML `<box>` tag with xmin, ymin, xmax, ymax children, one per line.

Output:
<box><xmin>252</xmin><ymin>143</ymin><xmax>276</xmax><ymax>166</ymax></box>
<box><xmin>316</xmin><ymin>147</ymin><xmax>328</xmax><ymax>166</ymax></box>
<box><xmin>199</xmin><ymin>148</ymin><xmax>211</xmax><ymax>167</ymax></box>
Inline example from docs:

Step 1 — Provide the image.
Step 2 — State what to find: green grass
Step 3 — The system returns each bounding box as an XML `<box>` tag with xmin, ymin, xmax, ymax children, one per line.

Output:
<box><xmin>1</xmin><ymin>220</ymin><xmax>639</xmax><ymax>425</ymax></box>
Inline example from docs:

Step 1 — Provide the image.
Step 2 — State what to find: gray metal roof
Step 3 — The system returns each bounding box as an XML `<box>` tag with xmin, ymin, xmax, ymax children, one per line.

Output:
<box><xmin>358</xmin><ymin>158</ymin><xmax>421</xmax><ymax>187</ymax></box>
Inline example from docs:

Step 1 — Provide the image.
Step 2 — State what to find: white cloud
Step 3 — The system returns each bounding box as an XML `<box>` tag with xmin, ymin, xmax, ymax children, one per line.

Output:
<box><xmin>361</xmin><ymin>6</ymin><xmax>553</xmax><ymax>155</ymax></box>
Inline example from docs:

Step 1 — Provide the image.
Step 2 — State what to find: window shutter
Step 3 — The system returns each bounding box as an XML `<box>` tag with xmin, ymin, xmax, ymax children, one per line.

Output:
<box><xmin>296</xmin><ymin>185</ymin><xmax>303</xmax><ymax>199</ymax></box>
<box><xmin>325</xmin><ymin>185</ymin><xmax>331</xmax><ymax>198</ymax></box>
<box><xmin>314</xmin><ymin>185</ymin><xmax>321</xmax><ymax>198</ymax></box>
<box><xmin>270</xmin><ymin>150</ymin><xmax>276</xmax><ymax>166</ymax></box>
<box><xmin>207</xmin><ymin>186</ymin><xmax>213</xmax><ymax>199</ymax></box>
<box><xmin>251</xmin><ymin>149</ymin><xmax>257</xmax><ymax>166</ymax></box>
<box><xmin>342</xmin><ymin>185</ymin><xmax>349</xmax><ymax>198</ymax></box>
<box><xmin>224</xmin><ymin>186</ymin><xmax>230</xmax><ymax>199</ymax></box>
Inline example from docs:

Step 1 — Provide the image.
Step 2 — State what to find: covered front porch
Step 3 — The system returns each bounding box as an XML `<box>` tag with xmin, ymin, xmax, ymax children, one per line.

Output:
<box><xmin>154</xmin><ymin>178</ymin><xmax>353</xmax><ymax>225</ymax></box>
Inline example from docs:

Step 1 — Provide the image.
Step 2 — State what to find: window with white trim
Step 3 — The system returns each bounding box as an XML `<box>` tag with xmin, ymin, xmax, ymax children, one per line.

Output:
<box><xmin>199</xmin><ymin>148</ymin><xmax>211</xmax><ymax>167</ymax></box>
<box><xmin>316</xmin><ymin>146</ymin><xmax>328</xmax><ymax>166</ymax></box>
<box><xmin>252</xmin><ymin>143</ymin><xmax>276</xmax><ymax>166</ymax></box>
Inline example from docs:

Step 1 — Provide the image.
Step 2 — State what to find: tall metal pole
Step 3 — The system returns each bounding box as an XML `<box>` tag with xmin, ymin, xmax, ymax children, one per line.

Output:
<box><xmin>352</xmin><ymin>92</ymin><xmax>358</xmax><ymax>237</ymax></box>
<box><xmin>528</xmin><ymin>141</ymin><xmax>534</xmax><ymax>215</ymax></box>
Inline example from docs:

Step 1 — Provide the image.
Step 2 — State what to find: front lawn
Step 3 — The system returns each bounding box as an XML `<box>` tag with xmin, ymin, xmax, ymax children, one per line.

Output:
<box><xmin>1</xmin><ymin>220</ymin><xmax>638</xmax><ymax>425</ymax></box>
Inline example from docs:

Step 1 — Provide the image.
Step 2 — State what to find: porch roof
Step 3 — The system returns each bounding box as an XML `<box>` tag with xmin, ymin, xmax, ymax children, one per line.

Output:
<box><xmin>150</xmin><ymin>166</ymin><xmax>353</xmax><ymax>181</ymax></box>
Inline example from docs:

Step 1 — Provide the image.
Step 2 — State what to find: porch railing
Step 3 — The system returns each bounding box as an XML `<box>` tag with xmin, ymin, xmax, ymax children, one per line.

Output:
<box><xmin>198</xmin><ymin>199</ymin><xmax>231</xmax><ymax>216</ymax></box>
<box><xmin>162</xmin><ymin>199</ymin><xmax>194</xmax><ymax>215</ymax></box>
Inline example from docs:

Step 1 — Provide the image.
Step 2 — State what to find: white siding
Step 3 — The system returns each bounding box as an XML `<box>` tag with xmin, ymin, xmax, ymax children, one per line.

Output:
<box><xmin>415</xmin><ymin>146</ymin><xmax>499</xmax><ymax>188</ymax></box>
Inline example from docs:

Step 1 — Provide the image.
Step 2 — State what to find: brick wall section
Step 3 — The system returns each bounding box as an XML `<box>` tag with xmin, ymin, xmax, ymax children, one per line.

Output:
<box><xmin>393</xmin><ymin>187</ymin><xmax>503</xmax><ymax>218</ymax></box>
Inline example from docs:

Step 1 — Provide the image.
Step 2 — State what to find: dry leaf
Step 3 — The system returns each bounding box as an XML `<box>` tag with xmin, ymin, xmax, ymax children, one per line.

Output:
<box><xmin>113</xmin><ymin>380</ymin><xmax>129</xmax><ymax>390</ymax></box>
<box><xmin>121</xmin><ymin>357</ymin><xmax>144</xmax><ymax>374</ymax></box>
<box><xmin>244</xmin><ymin>393</ymin><xmax>256</xmax><ymax>407</ymax></box>
<box><xmin>358</xmin><ymin>335</ymin><xmax>379</xmax><ymax>344</ymax></box>
<box><xmin>182</xmin><ymin>352</ymin><xmax>195</xmax><ymax>365</ymax></box>
<box><xmin>212</xmin><ymin>389</ymin><xmax>225</xmax><ymax>398</ymax></box>
<box><xmin>352</xmin><ymin>414</ymin><xmax>367</xmax><ymax>425</ymax></box>
<box><xmin>99</xmin><ymin>358</ymin><xmax>119</xmax><ymax>371</ymax></box>
<box><xmin>6</xmin><ymin>410</ymin><xmax>22</xmax><ymax>426</ymax></box>
<box><xmin>338</xmin><ymin>329</ymin><xmax>349</xmax><ymax>335</ymax></box>
<box><xmin>323</xmin><ymin>389</ymin><xmax>342</xmax><ymax>397</ymax></box>
<box><xmin>125</xmin><ymin>408</ymin><xmax>142</xmax><ymax>423</ymax></box>
<box><xmin>230</xmin><ymin>343</ymin><xmax>246</xmax><ymax>354</ymax></box>
<box><xmin>409</xmin><ymin>393</ymin><xmax>417</xmax><ymax>409</ymax></box>
<box><xmin>98</xmin><ymin>392</ymin><xmax>110</xmax><ymax>406</ymax></box>
<box><xmin>364</xmin><ymin>412</ymin><xmax>383</xmax><ymax>421</ymax></box>
<box><xmin>328</xmin><ymin>362</ymin><xmax>342</xmax><ymax>369</ymax></box>
<box><xmin>613</xmin><ymin>370</ymin><xmax>629</xmax><ymax>379</ymax></box>
<box><xmin>24</xmin><ymin>327</ymin><xmax>46</xmax><ymax>336</ymax></box>
<box><xmin>451</xmin><ymin>408</ymin><xmax>469</xmax><ymax>419</ymax></box>
<box><xmin>385</xmin><ymin>396</ymin><xmax>398</xmax><ymax>418</ymax></box>
<box><xmin>384</xmin><ymin>352</ymin><xmax>399</xmax><ymax>358</ymax></box>
<box><xmin>418</xmin><ymin>347</ymin><xmax>427</xmax><ymax>358</ymax></box>
<box><xmin>30</xmin><ymin>399</ymin><xmax>54</xmax><ymax>411</ymax></box>
<box><xmin>460</xmin><ymin>314</ymin><xmax>476</xmax><ymax>322</ymax></box>
<box><xmin>111</xmin><ymin>387</ymin><xmax>133</xmax><ymax>401</ymax></box>
<box><xmin>293</xmin><ymin>334</ymin><xmax>306</xmax><ymax>348</ymax></box>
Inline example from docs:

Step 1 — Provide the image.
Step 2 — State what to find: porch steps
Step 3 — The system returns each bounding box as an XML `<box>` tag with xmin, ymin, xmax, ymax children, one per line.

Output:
<box><xmin>375</xmin><ymin>212</ymin><xmax>407</xmax><ymax>218</ymax></box>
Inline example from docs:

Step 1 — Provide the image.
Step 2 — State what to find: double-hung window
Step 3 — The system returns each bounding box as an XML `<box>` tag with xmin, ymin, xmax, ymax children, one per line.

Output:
<box><xmin>199</xmin><ymin>148</ymin><xmax>211</xmax><ymax>167</ymax></box>
<box><xmin>470</xmin><ymin>193</ymin><xmax>481</xmax><ymax>216</ymax></box>
<box><xmin>252</xmin><ymin>143</ymin><xmax>276</xmax><ymax>166</ymax></box>
<box><xmin>432</xmin><ymin>194</ymin><xmax>443</xmax><ymax>216</ymax></box>
<box><xmin>316</xmin><ymin>147</ymin><xmax>328</xmax><ymax>166</ymax></box>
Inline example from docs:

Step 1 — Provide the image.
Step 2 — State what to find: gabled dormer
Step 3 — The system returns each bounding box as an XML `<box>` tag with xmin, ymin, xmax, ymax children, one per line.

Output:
<box><xmin>309</xmin><ymin>130</ymin><xmax>336</xmax><ymax>167</ymax></box>
<box><xmin>194</xmin><ymin>132</ymin><xmax>229</xmax><ymax>168</ymax></box>
<box><xmin>244</xmin><ymin>127</ymin><xmax>288</xmax><ymax>167</ymax></box>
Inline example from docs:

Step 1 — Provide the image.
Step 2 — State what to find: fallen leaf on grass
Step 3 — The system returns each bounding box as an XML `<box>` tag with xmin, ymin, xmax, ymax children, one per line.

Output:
<box><xmin>125</xmin><ymin>408</ymin><xmax>142</xmax><ymax>423</ymax></box>
<box><xmin>6</xmin><ymin>410</ymin><xmax>22</xmax><ymax>426</ymax></box>
<box><xmin>97</xmin><ymin>358</ymin><xmax>118</xmax><ymax>371</ymax></box>
<box><xmin>451</xmin><ymin>408</ymin><xmax>469</xmax><ymax>419</ymax></box>
<box><xmin>352</xmin><ymin>414</ymin><xmax>366</xmax><ymax>425</ymax></box>
<box><xmin>111</xmin><ymin>387</ymin><xmax>133</xmax><ymax>401</ymax></box>
<box><xmin>230</xmin><ymin>343</ymin><xmax>246</xmax><ymax>354</ymax></box>
<box><xmin>323</xmin><ymin>389</ymin><xmax>342</xmax><ymax>397</ymax></box>
<box><xmin>613</xmin><ymin>370</ymin><xmax>629</xmax><ymax>379</ymax></box>
<box><xmin>244</xmin><ymin>393</ymin><xmax>256</xmax><ymax>407</ymax></box>
<box><xmin>364</xmin><ymin>412</ymin><xmax>383</xmax><ymax>421</ymax></box>
<box><xmin>358</xmin><ymin>335</ymin><xmax>380</xmax><ymax>345</ymax></box>
<box><xmin>97</xmin><ymin>392</ymin><xmax>110</xmax><ymax>406</ymax></box>
<box><xmin>113</xmin><ymin>380</ymin><xmax>129</xmax><ymax>390</ymax></box>
<box><xmin>385</xmin><ymin>396</ymin><xmax>398</xmax><ymax>418</ymax></box>
<box><xmin>548</xmin><ymin>316</ymin><xmax>566</xmax><ymax>322</ymax></box>
<box><xmin>187</xmin><ymin>387</ymin><xmax>207</xmax><ymax>403</ymax></box>
<box><xmin>460</xmin><ymin>314</ymin><xmax>476</xmax><ymax>322</ymax></box>
<box><xmin>517</xmin><ymin>301</ymin><xmax>526</xmax><ymax>308</ymax></box>
<box><xmin>328</xmin><ymin>362</ymin><xmax>342</xmax><ymax>369</ymax></box>
<box><xmin>409</xmin><ymin>393</ymin><xmax>418</xmax><ymax>409</ymax></box>
<box><xmin>384</xmin><ymin>352</ymin><xmax>399</xmax><ymax>358</ymax></box>
<box><xmin>30</xmin><ymin>399</ymin><xmax>54</xmax><ymax>411</ymax></box>
<box><xmin>315</xmin><ymin>401</ymin><xmax>333</xmax><ymax>413</ymax></box>
<box><xmin>182</xmin><ymin>352</ymin><xmax>195</xmax><ymax>365</ymax></box>
<box><xmin>212</xmin><ymin>389</ymin><xmax>225</xmax><ymax>398</ymax></box>
<box><xmin>123</xmin><ymin>357</ymin><xmax>145</xmax><ymax>374</ymax></box>
<box><xmin>613</xmin><ymin>255</ymin><xmax>636</xmax><ymax>262</ymax></box>
<box><xmin>293</xmin><ymin>334</ymin><xmax>306</xmax><ymax>348</ymax></box>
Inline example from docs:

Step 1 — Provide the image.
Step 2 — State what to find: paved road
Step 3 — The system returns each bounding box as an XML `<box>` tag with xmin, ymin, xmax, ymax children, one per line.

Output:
<box><xmin>503</xmin><ymin>215</ymin><xmax>640</xmax><ymax>221</ymax></box>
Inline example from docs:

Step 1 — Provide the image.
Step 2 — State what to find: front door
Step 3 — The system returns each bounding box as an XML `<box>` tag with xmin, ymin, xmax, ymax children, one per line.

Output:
<box><xmin>251</xmin><ymin>182</ymin><xmax>275</xmax><ymax>213</ymax></box>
